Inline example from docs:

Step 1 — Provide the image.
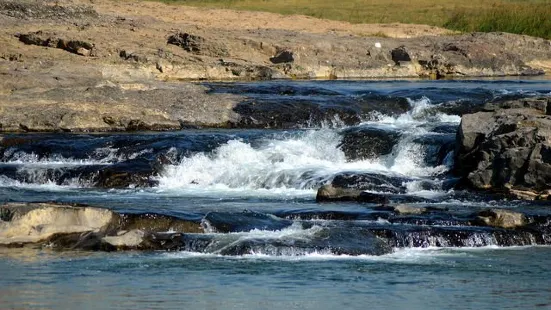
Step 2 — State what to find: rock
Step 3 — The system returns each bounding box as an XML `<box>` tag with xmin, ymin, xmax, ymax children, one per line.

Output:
<box><xmin>102</xmin><ymin>230</ymin><xmax>145</xmax><ymax>248</ymax></box>
<box><xmin>454</xmin><ymin>96</ymin><xmax>551</xmax><ymax>195</ymax></box>
<box><xmin>119</xmin><ymin>50</ymin><xmax>148</xmax><ymax>63</ymax></box>
<box><xmin>316</xmin><ymin>184</ymin><xmax>363</xmax><ymax>202</ymax></box>
<box><xmin>0</xmin><ymin>202</ymin><xmax>203</xmax><ymax>250</ymax></box>
<box><xmin>330</xmin><ymin>172</ymin><xmax>408</xmax><ymax>193</ymax></box>
<box><xmin>0</xmin><ymin>82</ymin><xmax>239</xmax><ymax>132</ymax></box>
<box><xmin>475</xmin><ymin>209</ymin><xmax>527</xmax><ymax>229</ymax></box>
<box><xmin>392</xmin><ymin>204</ymin><xmax>427</xmax><ymax>215</ymax></box>
<box><xmin>483</xmin><ymin>97</ymin><xmax>551</xmax><ymax>114</ymax></box>
<box><xmin>57</xmin><ymin>39</ymin><xmax>94</xmax><ymax>56</ymax></box>
<box><xmin>17</xmin><ymin>32</ymin><xmax>94</xmax><ymax>56</ymax></box>
<box><xmin>233</xmin><ymin>98</ymin><xmax>361</xmax><ymax>128</ymax></box>
<box><xmin>76</xmin><ymin>47</ymin><xmax>91</xmax><ymax>57</ymax></box>
<box><xmin>0</xmin><ymin>203</ymin><xmax>116</xmax><ymax>245</ymax></box>
<box><xmin>215</xmin><ymin>226</ymin><xmax>393</xmax><ymax>256</ymax></box>
<box><xmin>316</xmin><ymin>184</ymin><xmax>429</xmax><ymax>204</ymax></box>
<box><xmin>92</xmin><ymin>158</ymin><xmax>158</xmax><ymax>188</ymax></box>
<box><xmin>355</xmin><ymin>94</ymin><xmax>411</xmax><ymax>116</ymax></box>
<box><xmin>338</xmin><ymin>127</ymin><xmax>401</xmax><ymax>160</ymax></box>
<box><xmin>270</xmin><ymin>50</ymin><xmax>294</xmax><ymax>64</ymax></box>
<box><xmin>118</xmin><ymin>213</ymin><xmax>203</xmax><ymax>233</ymax></box>
<box><xmin>202</xmin><ymin>211</ymin><xmax>293</xmax><ymax>233</ymax></box>
<box><xmin>16</xmin><ymin>31</ymin><xmax>51</xmax><ymax>46</ymax></box>
<box><xmin>391</xmin><ymin>46</ymin><xmax>411</xmax><ymax>65</ymax></box>
<box><xmin>412</xmin><ymin>134</ymin><xmax>456</xmax><ymax>166</ymax></box>
<box><xmin>167</xmin><ymin>32</ymin><xmax>229</xmax><ymax>57</ymax></box>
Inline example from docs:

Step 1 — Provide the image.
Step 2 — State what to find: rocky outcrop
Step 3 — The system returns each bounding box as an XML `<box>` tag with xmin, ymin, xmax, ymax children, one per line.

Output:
<box><xmin>0</xmin><ymin>203</ymin><xmax>203</xmax><ymax>250</ymax></box>
<box><xmin>0</xmin><ymin>80</ymin><xmax>241</xmax><ymax>132</ymax></box>
<box><xmin>0</xmin><ymin>0</ymin><xmax>551</xmax><ymax>132</ymax></box>
<box><xmin>454</xmin><ymin>96</ymin><xmax>551</xmax><ymax>199</ymax></box>
<box><xmin>17</xmin><ymin>31</ymin><xmax>95</xmax><ymax>56</ymax></box>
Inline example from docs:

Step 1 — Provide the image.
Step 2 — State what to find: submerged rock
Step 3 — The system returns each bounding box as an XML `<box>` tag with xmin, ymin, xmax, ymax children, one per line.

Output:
<box><xmin>203</xmin><ymin>210</ymin><xmax>293</xmax><ymax>233</ymax></box>
<box><xmin>233</xmin><ymin>98</ymin><xmax>361</xmax><ymax>128</ymax></box>
<box><xmin>329</xmin><ymin>172</ymin><xmax>409</xmax><ymax>193</ymax></box>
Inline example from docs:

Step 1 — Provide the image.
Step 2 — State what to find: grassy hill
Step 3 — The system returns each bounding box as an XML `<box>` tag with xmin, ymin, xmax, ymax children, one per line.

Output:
<box><xmin>153</xmin><ymin>0</ymin><xmax>551</xmax><ymax>39</ymax></box>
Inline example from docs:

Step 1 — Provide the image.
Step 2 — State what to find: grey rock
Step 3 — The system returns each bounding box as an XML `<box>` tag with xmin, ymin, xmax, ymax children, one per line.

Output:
<box><xmin>339</xmin><ymin>127</ymin><xmax>401</xmax><ymax>160</ymax></box>
<box><xmin>455</xmin><ymin>96</ymin><xmax>551</xmax><ymax>196</ymax></box>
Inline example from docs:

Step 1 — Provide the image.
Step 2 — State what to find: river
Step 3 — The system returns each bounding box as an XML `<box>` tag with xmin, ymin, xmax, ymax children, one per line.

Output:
<box><xmin>1</xmin><ymin>79</ymin><xmax>550</xmax><ymax>309</ymax></box>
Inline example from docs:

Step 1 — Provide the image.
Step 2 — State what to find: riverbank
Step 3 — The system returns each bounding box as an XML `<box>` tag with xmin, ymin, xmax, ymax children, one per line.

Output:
<box><xmin>1</xmin><ymin>0</ymin><xmax>551</xmax><ymax>132</ymax></box>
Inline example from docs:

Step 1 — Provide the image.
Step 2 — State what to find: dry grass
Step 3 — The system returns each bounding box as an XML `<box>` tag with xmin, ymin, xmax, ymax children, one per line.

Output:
<box><xmin>153</xmin><ymin>0</ymin><xmax>551</xmax><ymax>38</ymax></box>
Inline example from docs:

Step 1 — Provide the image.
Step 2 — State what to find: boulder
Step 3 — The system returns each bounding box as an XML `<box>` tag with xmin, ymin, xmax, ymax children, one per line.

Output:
<box><xmin>475</xmin><ymin>209</ymin><xmax>527</xmax><ymax>229</ymax></box>
<box><xmin>390</xmin><ymin>46</ymin><xmax>411</xmax><ymax>65</ymax></box>
<box><xmin>454</xmin><ymin>96</ymin><xmax>551</xmax><ymax>196</ymax></box>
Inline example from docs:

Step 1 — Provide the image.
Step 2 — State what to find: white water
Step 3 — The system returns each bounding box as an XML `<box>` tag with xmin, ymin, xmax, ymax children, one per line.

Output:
<box><xmin>0</xmin><ymin>97</ymin><xmax>458</xmax><ymax>198</ymax></box>
<box><xmin>157</xmin><ymin>97</ymin><xmax>457</xmax><ymax>197</ymax></box>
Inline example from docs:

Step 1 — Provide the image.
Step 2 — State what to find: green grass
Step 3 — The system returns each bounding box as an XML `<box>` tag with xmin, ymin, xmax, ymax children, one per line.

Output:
<box><xmin>444</xmin><ymin>2</ymin><xmax>551</xmax><ymax>39</ymax></box>
<box><xmin>153</xmin><ymin>0</ymin><xmax>551</xmax><ymax>39</ymax></box>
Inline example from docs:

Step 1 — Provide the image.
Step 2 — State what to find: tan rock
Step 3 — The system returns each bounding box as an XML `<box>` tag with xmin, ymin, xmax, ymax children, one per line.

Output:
<box><xmin>477</xmin><ymin>209</ymin><xmax>527</xmax><ymax>229</ymax></box>
<box><xmin>393</xmin><ymin>204</ymin><xmax>427</xmax><ymax>215</ymax></box>
<box><xmin>316</xmin><ymin>184</ymin><xmax>363</xmax><ymax>202</ymax></box>
<box><xmin>0</xmin><ymin>203</ymin><xmax>116</xmax><ymax>244</ymax></box>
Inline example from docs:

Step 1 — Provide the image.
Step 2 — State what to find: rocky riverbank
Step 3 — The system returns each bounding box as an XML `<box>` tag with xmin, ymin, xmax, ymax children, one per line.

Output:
<box><xmin>1</xmin><ymin>0</ymin><xmax>551</xmax><ymax>132</ymax></box>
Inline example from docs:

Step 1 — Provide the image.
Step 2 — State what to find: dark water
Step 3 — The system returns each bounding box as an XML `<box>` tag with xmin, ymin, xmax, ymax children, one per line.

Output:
<box><xmin>1</xmin><ymin>79</ymin><xmax>551</xmax><ymax>309</ymax></box>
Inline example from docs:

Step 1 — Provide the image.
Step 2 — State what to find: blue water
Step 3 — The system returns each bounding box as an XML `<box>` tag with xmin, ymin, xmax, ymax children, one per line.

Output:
<box><xmin>1</xmin><ymin>79</ymin><xmax>551</xmax><ymax>309</ymax></box>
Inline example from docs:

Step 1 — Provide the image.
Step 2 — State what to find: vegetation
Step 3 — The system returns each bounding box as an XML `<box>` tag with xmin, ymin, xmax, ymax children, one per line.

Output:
<box><xmin>153</xmin><ymin>0</ymin><xmax>551</xmax><ymax>39</ymax></box>
<box><xmin>444</xmin><ymin>2</ymin><xmax>551</xmax><ymax>39</ymax></box>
